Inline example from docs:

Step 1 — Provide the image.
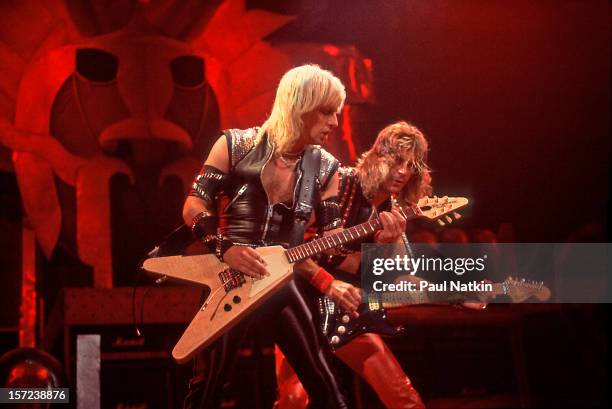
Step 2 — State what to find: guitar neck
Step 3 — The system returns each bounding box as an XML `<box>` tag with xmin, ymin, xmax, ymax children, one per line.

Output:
<box><xmin>380</xmin><ymin>283</ymin><xmax>504</xmax><ymax>308</ymax></box>
<box><xmin>380</xmin><ymin>291</ymin><xmax>432</xmax><ymax>307</ymax></box>
<box><xmin>286</xmin><ymin>219</ymin><xmax>381</xmax><ymax>263</ymax></box>
<box><xmin>380</xmin><ymin>289</ymin><xmax>463</xmax><ymax>307</ymax></box>
<box><xmin>285</xmin><ymin>205</ymin><xmax>424</xmax><ymax>264</ymax></box>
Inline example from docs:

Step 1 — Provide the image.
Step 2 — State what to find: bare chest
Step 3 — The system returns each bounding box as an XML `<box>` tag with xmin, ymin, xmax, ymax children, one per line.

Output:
<box><xmin>261</xmin><ymin>159</ymin><xmax>297</xmax><ymax>205</ymax></box>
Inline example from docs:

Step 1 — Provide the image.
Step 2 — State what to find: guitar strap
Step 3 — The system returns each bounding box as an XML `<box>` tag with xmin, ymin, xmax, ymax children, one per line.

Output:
<box><xmin>289</xmin><ymin>145</ymin><xmax>321</xmax><ymax>247</ymax></box>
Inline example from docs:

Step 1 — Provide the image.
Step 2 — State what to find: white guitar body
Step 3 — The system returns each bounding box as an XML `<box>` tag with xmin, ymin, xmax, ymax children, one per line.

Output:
<box><xmin>142</xmin><ymin>246</ymin><xmax>292</xmax><ymax>363</ymax></box>
<box><xmin>142</xmin><ymin>195</ymin><xmax>469</xmax><ymax>363</ymax></box>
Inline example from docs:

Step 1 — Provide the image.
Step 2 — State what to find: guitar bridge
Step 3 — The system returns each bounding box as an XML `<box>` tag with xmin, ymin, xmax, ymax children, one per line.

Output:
<box><xmin>219</xmin><ymin>269</ymin><xmax>246</xmax><ymax>292</ymax></box>
<box><xmin>367</xmin><ymin>293</ymin><xmax>381</xmax><ymax>311</ymax></box>
<box><xmin>319</xmin><ymin>297</ymin><xmax>337</xmax><ymax>335</ymax></box>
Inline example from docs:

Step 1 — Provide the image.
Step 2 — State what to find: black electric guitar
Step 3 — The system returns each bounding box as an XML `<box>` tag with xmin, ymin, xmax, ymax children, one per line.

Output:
<box><xmin>142</xmin><ymin>196</ymin><xmax>467</xmax><ymax>363</ymax></box>
<box><xmin>319</xmin><ymin>276</ymin><xmax>551</xmax><ymax>349</ymax></box>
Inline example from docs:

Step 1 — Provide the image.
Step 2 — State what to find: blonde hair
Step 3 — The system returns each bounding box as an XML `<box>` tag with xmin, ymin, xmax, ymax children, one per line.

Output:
<box><xmin>356</xmin><ymin>121</ymin><xmax>432</xmax><ymax>205</ymax></box>
<box><xmin>257</xmin><ymin>64</ymin><xmax>346</xmax><ymax>153</ymax></box>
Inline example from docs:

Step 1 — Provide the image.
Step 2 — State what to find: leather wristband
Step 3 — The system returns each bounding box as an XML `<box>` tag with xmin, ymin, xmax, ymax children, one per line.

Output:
<box><xmin>218</xmin><ymin>238</ymin><xmax>234</xmax><ymax>261</ymax></box>
<box><xmin>191</xmin><ymin>211</ymin><xmax>217</xmax><ymax>240</ymax></box>
<box><xmin>189</xmin><ymin>165</ymin><xmax>227</xmax><ymax>205</ymax></box>
<box><xmin>310</xmin><ymin>267</ymin><xmax>334</xmax><ymax>294</ymax></box>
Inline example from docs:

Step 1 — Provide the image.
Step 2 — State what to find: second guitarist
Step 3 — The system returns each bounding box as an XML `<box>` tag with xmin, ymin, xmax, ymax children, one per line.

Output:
<box><xmin>274</xmin><ymin>121</ymin><xmax>432</xmax><ymax>409</ymax></box>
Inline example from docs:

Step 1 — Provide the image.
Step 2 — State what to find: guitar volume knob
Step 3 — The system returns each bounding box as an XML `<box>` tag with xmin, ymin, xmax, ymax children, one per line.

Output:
<box><xmin>341</xmin><ymin>315</ymin><xmax>350</xmax><ymax>323</ymax></box>
<box><xmin>331</xmin><ymin>336</ymin><xmax>340</xmax><ymax>345</ymax></box>
<box><xmin>337</xmin><ymin>325</ymin><xmax>346</xmax><ymax>334</ymax></box>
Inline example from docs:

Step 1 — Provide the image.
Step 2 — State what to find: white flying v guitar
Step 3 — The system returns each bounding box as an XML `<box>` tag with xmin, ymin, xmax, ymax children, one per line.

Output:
<box><xmin>142</xmin><ymin>195</ymin><xmax>468</xmax><ymax>363</ymax></box>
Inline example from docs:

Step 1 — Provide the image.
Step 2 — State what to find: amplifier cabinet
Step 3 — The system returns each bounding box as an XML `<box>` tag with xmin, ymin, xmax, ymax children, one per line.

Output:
<box><xmin>43</xmin><ymin>287</ymin><xmax>202</xmax><ymax>409</ymax></box>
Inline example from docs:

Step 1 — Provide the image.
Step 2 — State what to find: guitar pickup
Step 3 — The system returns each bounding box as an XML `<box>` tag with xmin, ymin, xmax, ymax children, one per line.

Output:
<box><xmin>219</xmin><ymin>269</ymin><xmax>246</xmax><ymax>292</ymax></box>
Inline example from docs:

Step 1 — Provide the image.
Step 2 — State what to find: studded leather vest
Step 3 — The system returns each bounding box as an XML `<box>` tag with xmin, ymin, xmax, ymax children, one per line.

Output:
<box><xmin>219</xmin><ymin>128</ymin><xmax>339</xmax><ymax>248</ymax></box>
<box><xmin>320</xmin><ymin>167</ymin><xmax>393</xmax><ymax>282</ymax></box>
<box><xmin>337</xmin><ymin>167</ymin><xmax>392</xmax><ymax>230</ymax></box>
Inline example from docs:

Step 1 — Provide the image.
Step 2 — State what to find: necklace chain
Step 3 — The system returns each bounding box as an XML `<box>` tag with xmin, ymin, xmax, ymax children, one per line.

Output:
<box><xmin>278</xmin><ymin>153</ymin><xmax>300</xmax><ymax>167</ymax></box>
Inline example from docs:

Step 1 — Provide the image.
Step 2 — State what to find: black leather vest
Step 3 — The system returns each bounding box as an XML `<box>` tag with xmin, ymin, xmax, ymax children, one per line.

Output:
<box><xmin>337</xmin><ymin>167</ymin><xmax>391</xmax><ymax>229</ymax></box>
<box><xmin>323</xmin><ymin>167</ymin><xmax>392</xmax><ymax>282</ymax></box>
<box><xmin>219</xmin><ymin>128</ymin><xmax>338</xmax><ymax>248</ymax></box>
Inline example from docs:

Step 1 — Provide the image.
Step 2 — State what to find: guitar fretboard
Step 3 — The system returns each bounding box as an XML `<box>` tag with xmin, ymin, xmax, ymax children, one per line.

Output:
<box><xmin>380</xmin><ymin>290</ymin><xmax>462</xmax><ymax>307</ymax></box>
<box><xmin>285</xmin><ymin>195</ymin><xmax>469</xmax><ymax>268</ymax></box>
<box><xmin>285</xmin><ymin>219</ymin><xmax>382</xmax><ymax>263</ymax></box>
<box><xmin>379</xmin><ymin>284</ymin><xmax>500</xmax><ymax>308</ymax></box>
<box><xmin>285</xmin><ymin>203</ymin><xmax>426</xmax><ymax>264</ymax></box>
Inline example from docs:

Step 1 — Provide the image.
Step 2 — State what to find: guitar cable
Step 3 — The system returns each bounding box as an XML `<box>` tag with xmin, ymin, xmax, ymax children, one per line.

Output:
<box><xmin>132</xmin><ymin>246</ymin><xmax>168</xmax><ymax>338</ymax></box>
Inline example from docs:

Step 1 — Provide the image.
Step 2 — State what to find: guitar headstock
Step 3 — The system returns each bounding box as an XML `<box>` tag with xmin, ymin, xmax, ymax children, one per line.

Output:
<box><xmin>502</xmin><ymin>277</ymin><xmax>551</xmax><ymax>302</ymax></box>
<box><xmin>413</xmin><ymin>196</ymin><xmax>469</xmax><ymax>225</ymax></box>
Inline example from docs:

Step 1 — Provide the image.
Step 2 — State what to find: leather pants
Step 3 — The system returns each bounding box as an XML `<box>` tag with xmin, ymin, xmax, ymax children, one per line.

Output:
<box><xmin>183</xmin><ymin>278</ymin><xmax>348</xmax><ymax>409</ymax></box>
<box><xmin>274</xmin><ymin>333</ymin><xmax>425</xmax><ymax>409</ymax></box>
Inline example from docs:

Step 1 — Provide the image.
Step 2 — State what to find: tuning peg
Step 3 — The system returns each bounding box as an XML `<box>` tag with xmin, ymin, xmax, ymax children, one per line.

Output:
<box><xmin>453</xmin><ymin>212</ymin><xmax>462</xmax><ymax>219</ymax></box>
<box><xmin>437</xmin><ymin>219</ymin><xmax>445</xmax><ymax>226</ymax></box>
<box><xmin>445</xmin><ymin>215</ymin><xmax>452</xmax><ymax>223</ymax></box>
<box><xmin>442</xmin><ymin>195</ymin><xmax>448</xmax><ymax>202</ymax></box>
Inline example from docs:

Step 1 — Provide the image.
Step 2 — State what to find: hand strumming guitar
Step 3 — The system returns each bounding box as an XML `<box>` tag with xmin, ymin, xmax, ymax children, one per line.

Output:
<box><xmin>223</xmin><ymin>245</ymin><xmax>270</xmax><ymax>279</ymax></box>
<box><xmin>325</xmin><ymin>280</ymin><xmax>362</xmax><ymax>318</ymax></box>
